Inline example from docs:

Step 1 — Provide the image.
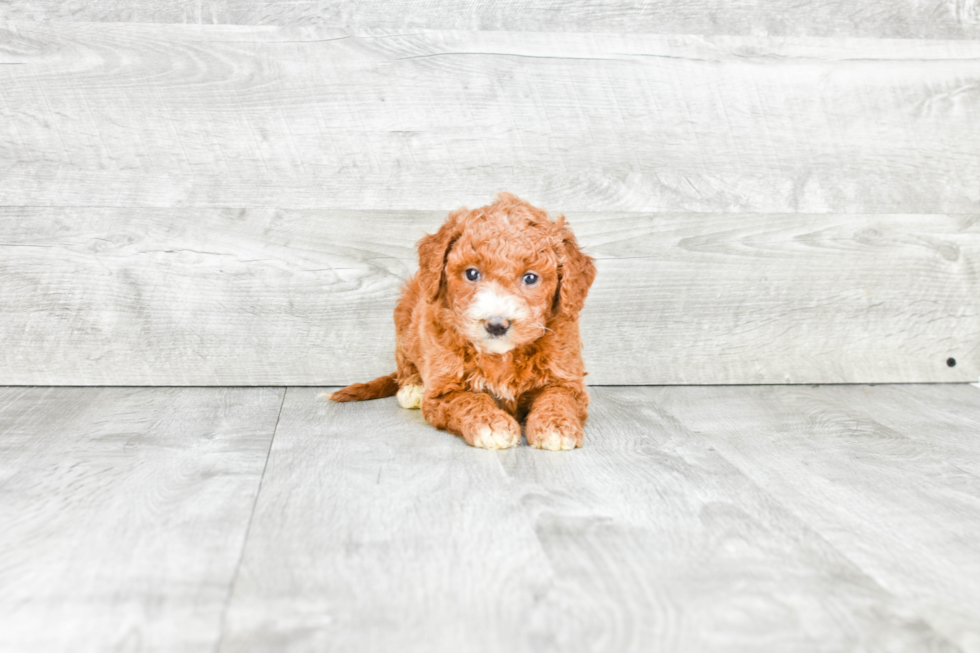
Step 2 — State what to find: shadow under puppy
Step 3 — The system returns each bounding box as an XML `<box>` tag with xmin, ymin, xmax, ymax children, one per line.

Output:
<box><xmin>331</xmin><ymin>193</ymin><xmax>597</xmax><ymax>450</ymax></box>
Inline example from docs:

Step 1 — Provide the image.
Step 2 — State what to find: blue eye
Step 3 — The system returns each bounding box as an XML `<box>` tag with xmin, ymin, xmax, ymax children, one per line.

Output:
<box><xmin>522</xmin><ymin>273</ymin><xmax>539</xmax><ymax>285</ymax></box>
<box><xmin>465</xmin><ymin>268</ymin><xmax>481</xmax><ymax>282</ymax></box>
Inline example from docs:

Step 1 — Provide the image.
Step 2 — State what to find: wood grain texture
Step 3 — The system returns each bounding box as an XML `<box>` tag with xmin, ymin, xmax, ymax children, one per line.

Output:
<box><xmin>1</xmin><ymin>207</ymin><xmax>975</xmax><ymax>385</ymax></box>
<box><xmin>2</xmin><ymin>24</ymin><xmax>980</xmax><ymax>213</ymax></box>
<box><xmin>0</xmin><ymin>386</ymin><xmax>284</xmax><ymax>653</ymax></box>
<box><xmin>827</xmin><ymin>383</ymin><xmax>980</xmax><ymax>475</ymax></box>
<box><xmin>219</xmin><ymin>387</ymin><xmax>553</xmax><ymax>652</ymax></box>
<box><xmin>651</xmin><ymin>384</ymin><xmax>980</xmax><ymax>652</ymax></box>
<box><xmin>3</xmin><ymin>385</ymin><xmax>978</xmax><ymax>651</ymax></box>
<box><xmin>2</xmin><ymin>0</ymin><xmax>979</xmax><ymax>39</ymax></box>
<box><xmin>217</xmin><ymin>385</ymin><xmax>976</xmax><ymax>652</ymax></box>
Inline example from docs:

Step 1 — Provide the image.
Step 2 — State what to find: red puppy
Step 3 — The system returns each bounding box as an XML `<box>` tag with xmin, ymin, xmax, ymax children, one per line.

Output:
<box><xmin>331</xmin><ymin>193</ymin><xmax>596</xmax><ymax>450</ymax></box>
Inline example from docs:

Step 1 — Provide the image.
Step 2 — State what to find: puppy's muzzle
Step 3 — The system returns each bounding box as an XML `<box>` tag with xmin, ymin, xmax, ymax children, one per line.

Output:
<box><xmin>483</xmin><ymin>316</ymin><xmax>511</xmax><ymax>337</ymax></box>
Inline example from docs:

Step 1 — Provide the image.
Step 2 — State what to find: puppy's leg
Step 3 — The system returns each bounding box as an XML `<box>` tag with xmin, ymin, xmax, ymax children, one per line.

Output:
<box><xmin>395</xmin><ymin>346</ymin><xmax>423</xmax><ymax>409</ymax></box>
<box><xmin>423</xmin><ymin>391</ymin><xmax>521</xmax><ymax>450</ymax></box>
<box><xmin>525</xmin><ymin>386</ymin><xmax>588</xmax><ymax>451</ymax></box>
<box><xmin>396</xmin><ymin>373</ymin><xmax>424</xmax><ymax>409</ymax></box>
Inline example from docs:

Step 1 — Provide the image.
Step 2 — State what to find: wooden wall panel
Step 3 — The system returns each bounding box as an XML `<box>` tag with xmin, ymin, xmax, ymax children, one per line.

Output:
<box><xmin>1</xmin><ymin>207</ymin><xmax>975</xmax><ymax>385</ymax></box>
<box><xmin>2</xmin><ymin>20</ymin><xmax>977</xmax><ymax>385</ymax></box>
<box><xmin>2</xmin><ymin>1</ymin><xmax>979</xmax><ymax>39</ymax></box>
<box><xmin>2</xmin><ymin>25</ymin><xmax>980</xmax><ymax>214</ymax></box>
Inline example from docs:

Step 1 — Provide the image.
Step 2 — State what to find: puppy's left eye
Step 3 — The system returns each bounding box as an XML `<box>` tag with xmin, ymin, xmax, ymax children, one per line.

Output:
<box><xmin>522</xmin><ymin>273</ymin><xmax>539</xmax><ymax>286</ymax></box>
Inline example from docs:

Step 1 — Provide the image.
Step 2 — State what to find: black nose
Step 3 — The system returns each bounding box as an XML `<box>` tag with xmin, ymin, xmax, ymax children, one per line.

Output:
<box><xmin>483</xmin><ymin>317</ymin><xmax>511</xmax><ymax>337</ymax></box>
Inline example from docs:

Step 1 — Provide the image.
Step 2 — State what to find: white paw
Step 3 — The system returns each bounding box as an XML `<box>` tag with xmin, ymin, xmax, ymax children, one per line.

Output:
<box><xmin>530</xmin><ymin>431</ymin><xmax>578</xmax><ymax>451</ymax></box>
<box><xmin>396</xmin><ymin>384</ymin><xmax>424</xmax><ymax>409</ymax></box>
<box><xmin>472</xmin><ymin>425</ymin><xmax>520</xmax><ymax>450</ymax></box>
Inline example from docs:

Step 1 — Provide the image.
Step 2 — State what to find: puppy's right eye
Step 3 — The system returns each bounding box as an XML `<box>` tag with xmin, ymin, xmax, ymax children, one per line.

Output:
<box><xmin>465</xmin><ymin>268</ymin><xmax>481</xmax><ymax>282</ymax></box>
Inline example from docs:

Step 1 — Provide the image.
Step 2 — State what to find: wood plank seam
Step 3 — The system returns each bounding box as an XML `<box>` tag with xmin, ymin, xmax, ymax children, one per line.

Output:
<box><xmin>215</xmin><ymin>387</ymin><xmax>288</xmax><ymax>651</ymax></box>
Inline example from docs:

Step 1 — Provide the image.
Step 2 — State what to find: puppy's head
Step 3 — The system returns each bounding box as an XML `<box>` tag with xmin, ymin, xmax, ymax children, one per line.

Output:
<box><xmin>417</xmin><ymin>193</ymin><xmax>596</xmax><ymax>355</ymax></box>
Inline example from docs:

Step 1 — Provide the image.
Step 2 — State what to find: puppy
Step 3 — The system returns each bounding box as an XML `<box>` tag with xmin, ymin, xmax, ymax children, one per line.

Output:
<box><xmin>331</xmin><ymin>193</ymin><xmax>596</xmax><ymax>450</ymax></box>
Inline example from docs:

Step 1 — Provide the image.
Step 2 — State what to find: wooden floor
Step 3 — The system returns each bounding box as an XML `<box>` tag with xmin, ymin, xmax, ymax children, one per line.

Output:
<box><xmin>2</xmin><ymin>384</ymin><xmax>980</xmax><ymax>652</ymax></box>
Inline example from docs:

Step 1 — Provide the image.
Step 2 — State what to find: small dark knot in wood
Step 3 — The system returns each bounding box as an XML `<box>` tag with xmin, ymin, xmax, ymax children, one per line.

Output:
<box><xmin>947</xmin><ymin>357</ymin><xmax>957</xmax><ymax>367</ymax></box>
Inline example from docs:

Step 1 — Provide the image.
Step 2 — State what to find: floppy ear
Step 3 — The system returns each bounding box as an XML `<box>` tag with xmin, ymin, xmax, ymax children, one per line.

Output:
<box><xmin>553</xmin><ymin>218</ymin><xmax>597</xmax><ymax>319</ymax></box>
<box><xmin>417</xmin><ymin>209</ymin><xmax>464</xmax><ymax>303</ymax></box>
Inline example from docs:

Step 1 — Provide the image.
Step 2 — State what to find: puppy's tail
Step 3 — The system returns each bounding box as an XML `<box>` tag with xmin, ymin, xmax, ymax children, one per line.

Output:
<box><xmin>329</xmin><ymin>373</ymin><xmax>399</xmax><ymax>402</ymax></box>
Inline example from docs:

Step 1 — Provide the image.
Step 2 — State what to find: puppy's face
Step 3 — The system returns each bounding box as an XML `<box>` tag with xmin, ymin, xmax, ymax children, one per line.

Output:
<box><xmin>416</xmin><ymin>193</ymin><xmax>596</xmax><ymax>356</ymax></box>
<box><xmin>444</xmin><ymin>220</ymin><xmax>559</xmax><ymax>355</ymax></box>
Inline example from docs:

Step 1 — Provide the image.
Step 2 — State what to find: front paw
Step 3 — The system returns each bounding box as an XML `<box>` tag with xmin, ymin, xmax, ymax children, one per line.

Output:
<box><xmin>464</xmin><ymin>414</ymin><xmax>521</xmax><ymax>450</ymax></box>
<box><xmin>396</xmin><ymin>383</ymin><xmax>424</xmax><ymax>409</ymax></box>
<box><xmin>526</xmin><ymin>417</ymin><xmax>583</xmax><ymax>451</ymax></box>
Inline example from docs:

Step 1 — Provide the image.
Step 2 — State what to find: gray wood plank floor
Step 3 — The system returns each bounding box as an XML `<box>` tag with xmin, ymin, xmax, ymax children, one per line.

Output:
<box><xmin>2</xmin><ymin>384</ymin><xmax>979</xmax><ymax>652</ymax></box>
<box><xmin>0</xmin><ymin>386</ymin><xmax>285</xmax><ymax>653</ymax></box>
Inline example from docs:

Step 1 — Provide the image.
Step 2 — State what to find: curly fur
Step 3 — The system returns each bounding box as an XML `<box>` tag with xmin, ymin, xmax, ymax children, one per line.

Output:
<box><xmin>331</xmin><ymin>193</ymin><xmax>597</xmax><ymax>450</ymax></box>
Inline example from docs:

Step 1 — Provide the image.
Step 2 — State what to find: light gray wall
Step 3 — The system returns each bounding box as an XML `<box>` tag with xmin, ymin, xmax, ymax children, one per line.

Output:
<box><xmin>1</xmin><ymin>9</ymin><xmax>977</xmax><ymax>385</ymax></box>
<box><xmin>4</xmin><ymin>1</ymin><xmax>980</xmax><ymax>38</ymax></box>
